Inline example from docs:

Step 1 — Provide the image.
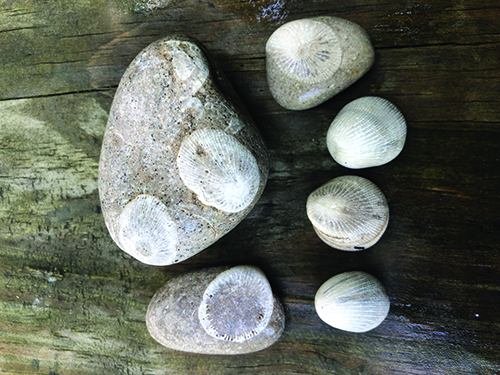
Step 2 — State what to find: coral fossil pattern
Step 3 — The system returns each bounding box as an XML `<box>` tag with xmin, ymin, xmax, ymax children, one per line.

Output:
<box><xmin>307</xmin><ymin>176</ymin><xmax>389</xmax><ymax>251</ymax></box>
<box><xmin>315</xmin><ymin>271</ymin><xmax>390</xmax><ymax>333</ymax></box>
<box><xmin>146</xmin><ymin>266</ymin><xmax>285</xmax><ymax>354</ymax></box>
<box><xmin>266</xmin><ymin>16</ymin><xmax>375</xmax><ymax>110</ymax></box>
<box><xmin>99</xmin><ymin>36</ymin><xmax>269</xmax><ymax>266</ymax></box>
<box><xmin>327</xmin><ymin>97</ymin><xmax>407</xmax><ymax>169</ymax></box>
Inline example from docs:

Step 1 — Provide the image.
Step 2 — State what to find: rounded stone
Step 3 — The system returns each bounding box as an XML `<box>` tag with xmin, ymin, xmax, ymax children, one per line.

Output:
<box><xmin>146</xmin><ymin>266</ymin><xmax>285</xmax><ymax>354</ymax></box>
<box><xmin>98</xmin><ymin>35</ymin><xmax>270</xmax><ymax>266</ymax></box>
<box><xmin>266</xmin><ymin>16</ymin><xmax>375</xmax><ymax>110</ymax></box>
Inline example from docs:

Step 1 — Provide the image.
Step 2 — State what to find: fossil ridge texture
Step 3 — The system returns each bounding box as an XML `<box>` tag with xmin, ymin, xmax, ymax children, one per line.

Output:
<box><xmin>98</xmin><ymin>35</ymin><xmax>270</xmax><ymax>266</ymax></box>
<box><xmin>146</xmin><ymin>266</ymin><xmax>285</xmax><ymax>354</ymax></box>
<box><xmin>266</xmin><ymin>16</ymin><xmax>375</xmax><ymax>110</ymax></box>
<box><xmin>306</xmin><ymin>175</ymin><xmax>389</xmax><ymax>251</ymax></box>
<box><xmin>327</xmin><ymin>96</ymin><xmax>407</xmax><ymax>169</ymax></box>
<box><xmin>315</xmin><ymin>271</ymin><xmax>390</xmax><ymax>333</ymax></box>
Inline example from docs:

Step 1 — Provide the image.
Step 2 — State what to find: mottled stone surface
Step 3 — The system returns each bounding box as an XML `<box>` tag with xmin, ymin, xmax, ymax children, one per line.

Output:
<box><xmin>266</xmin><ymin>16</ymin><xmax>375</xmax><ymax>110</ymax></box>
<box><xmin>146</xmin><ymin>266</ymin><xmax>285</xmax><ymax>355</ymax></box>
<box><xmin>98</xmin><ymin>35</ymin><xmax>269</xmax><ymax>266</ymax></box>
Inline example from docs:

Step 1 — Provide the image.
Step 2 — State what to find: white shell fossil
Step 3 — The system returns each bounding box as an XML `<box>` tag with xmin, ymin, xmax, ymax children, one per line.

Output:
<box><xmin>98</xmin><ymin>35</ymin><xmax>269</xmax><ymax>266</ymax></box>
<box><xmin>306</xmin><ymin>175</ymin><xmax>389</xmax><ymax>251</ymax></box>
<box><xmin>177</xmin><ymin>128</ymin><xmax>260</xmax><ymax>213</ymax></box>
<box><xmin>267</xmin><ymin>19</ymin><xmax>343</xmax><ymax>85</ymax></box>
<box><xmin>198</xmin><ymin>265</ymin><xmax>274</xmax><ymax>343</ymax></box>
<box><xmin>146</xmin><ymin>265</ymin><xmax>285</xmax><ymax>354</ymax></box>
<box><xmin>266</xmin><ymin>16</ymin><xmax>375</xmax><ymax>110</ymax></box>
<box><xmin>118</xmin><ymin>194</ymin><xmax>178</xmax><ymax>265</ymax></box>
<box><xmin>327</xmin><ymin>97</ymin><xmax>407</xmax><ymax>169</ymax></box>
<box><xmin>315</xmin><ymin>271</ymin><xmax>390</xmax><ymax>333</ymax></box>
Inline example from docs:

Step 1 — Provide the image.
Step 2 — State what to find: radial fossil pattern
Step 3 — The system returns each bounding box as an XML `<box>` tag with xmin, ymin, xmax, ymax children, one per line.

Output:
<box><xmin>266</xmin><ymin>16</ymin><xmax>374</xmax><ymax>110</ymax></box>
<box><xmin>266</xmin><ymin>19</ymin><xmax>343</xmax><ymax>84</ymax></box>
<box><xmin>177</xmin><ymin>128</ymin><xmax>260</xmax><ymax>213</ymax></box>
<box><xmin>327</xmin><ymin>96</ymin><xmax>407</xmax><ymax>169</ymax></box>
<box><xmin>118</xmin><ymin>194</ymin><xmax>178</xmax><ymax>265</ymax></box>
<box><xmin>198</xmin><ymin>265</ymin><xmax>274</xmax><ymax>343</ymax></box>
<box><xmin>98</xmin><ymin>35</ymin><xmax>270</xmax><ymax>266</ymax></box>
<box><xmin>315</xmin><ymin>271</ymin><xmax>390</xmax><ymax>333</ymax></box>
<box><xmin>306</xmin><ymin>175</ymin><xmax>389</xmax><ymax>251</ymax></box>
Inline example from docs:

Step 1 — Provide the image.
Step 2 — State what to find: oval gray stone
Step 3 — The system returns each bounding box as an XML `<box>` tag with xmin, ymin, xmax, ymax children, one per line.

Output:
<box><xmin>146</xmin><ymin>265</ymin><xmax>285</xmax><ymax>355</ymax></box>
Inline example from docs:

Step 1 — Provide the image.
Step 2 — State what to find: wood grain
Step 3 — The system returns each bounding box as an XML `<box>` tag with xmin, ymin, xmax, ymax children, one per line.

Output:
<box><xmin>1</xmin><ymin>0</ymin><xmax>499</xmax><ymax>374</ymax></box>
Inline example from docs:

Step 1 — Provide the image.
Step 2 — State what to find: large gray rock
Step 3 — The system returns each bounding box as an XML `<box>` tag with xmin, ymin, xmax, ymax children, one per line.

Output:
<box><xmin>146</xmin><ymin>265</ymin><xmax>285</xmax><ymax>354</ymax></box>
<box><xmin>98</xmin><ymin>35</ymin><xmax>269</xmax><ymax>266</ymax></box>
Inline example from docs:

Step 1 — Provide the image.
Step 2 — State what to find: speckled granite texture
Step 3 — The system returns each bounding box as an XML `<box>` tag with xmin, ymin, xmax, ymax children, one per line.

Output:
<box><xmin>98</xmin><ymin>35</ymin><xmax>269</xmax><ymax>266</ymax></box>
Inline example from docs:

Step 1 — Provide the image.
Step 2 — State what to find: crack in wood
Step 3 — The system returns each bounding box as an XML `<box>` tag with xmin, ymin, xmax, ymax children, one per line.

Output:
<box><xmin>377</xmin><ymin>40</ymin><xmax>500</xmax><ymax>50</ymax></box>
<box><xmin>30</xmin><ymin>59</ymin><xmax>89</xmax><ymax>67</ymax></box>
<box><xmin>0</xmin><ymin>25</ymin><xmax>43</xmax><ymax>34</ymax></box>
<box><xmin>58</xmin><ymin>31</ymin><xmax>122</xmax><ymax>39</ymax></box>
<box><xmin>0</xmin><ymin>87</ymin><xmax>118</xmax><ymax>102</ymax></box>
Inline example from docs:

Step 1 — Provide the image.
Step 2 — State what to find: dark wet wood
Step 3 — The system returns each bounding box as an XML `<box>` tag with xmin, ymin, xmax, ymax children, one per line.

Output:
<box><xmin>1</xmin><ymin>0</ymin><xmax>499</xmax><ymax>374</ymax></box>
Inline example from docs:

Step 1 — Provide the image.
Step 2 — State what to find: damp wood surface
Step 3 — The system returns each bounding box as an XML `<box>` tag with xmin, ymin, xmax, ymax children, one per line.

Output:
<box><xmin>0</xmin><ymin>0</ymin><xmax>499</xmax><ymax>374</ymax></box>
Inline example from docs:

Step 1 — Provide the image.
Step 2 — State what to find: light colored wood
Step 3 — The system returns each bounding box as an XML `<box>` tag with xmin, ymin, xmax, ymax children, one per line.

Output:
<box><xmin>1</xmin><ymin>0</ymin><xmax>499</xmax><ymax>374</ymax></box>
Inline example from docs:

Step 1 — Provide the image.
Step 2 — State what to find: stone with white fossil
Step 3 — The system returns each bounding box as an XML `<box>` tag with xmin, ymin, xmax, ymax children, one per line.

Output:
<box><xmin>98</xmin><ymin>35</ymin><xmax>269</xmax><ymax>265</ymax></box>
<box><xmin>266</xmin><ymin>16</ymin><xmax>375</xmax><ymax>110</ymax></box>
<box><xmin>146</xmin><ymin>265</ymin><xmax>285</xmax><ymax>354</ymax></box>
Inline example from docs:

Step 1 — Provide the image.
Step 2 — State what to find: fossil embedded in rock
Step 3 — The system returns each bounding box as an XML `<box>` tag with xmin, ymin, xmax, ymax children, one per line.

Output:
<box><xmin>306</xmin><ymin>175</ymin><xmax>389</xmax><ymax>251</ymax></box>
<box><xmin>267</xmin><ymin>19</ymin><xmax>343</xmax><ymax>85</ymax></box>
<box><xmin>98</xmin><ymin>35</ymin><xmax>269</xmax><ymax>266</ymax></box>
<box><xmin>177</xmin><ymin>128</ymin><xmax>261</xmax><ymax>213</ymax></box>
<box><xmin>266</xmin><ymin>16</ymin><xmax>375</xmax><ymax>110</ymax></box>
<box><xmin>327</xmin><ymin>97</ymin><xmax>407</xmax><ymax>169</ymax></box>
<box><xmin>315</xmin><ymin>271</ymin><xmax>390</xmax><ymax>333</ymax></box>
<box><xmin>118</xmin><ymin>194</ymin><xmax>178</xmax><ymax>265</ymax></box>
<box><xmin>146</xmin><ymin>265</ymin><xmax>285</xmax><ymax>354</ymax></box>
<box><xmin>198</xmin><ymin>265</ymin><xmax>274</xmax><ymax>343</ymax></box>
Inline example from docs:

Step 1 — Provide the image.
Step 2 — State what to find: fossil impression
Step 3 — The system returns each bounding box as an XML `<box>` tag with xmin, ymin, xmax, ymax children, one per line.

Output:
<box><xmin>146</xmin><ymin>265</ymin><xmax>285</xmax><ymax>354</ymax></box>
<box><xmin>327</xmin><ymin>97</ymin><xmax>407</xmax><ymax>169</ymax></box>
<box><xmin>98</xmin><ymin>35</ymin><xmax>269</xmax><ymax>266</ymax></box>
<box><xmin>315</xmin><ymin>271</ymin><xmax>390</xmax><ymax>332</ymax></box>
<box><xmin>266</xmin><ymin>16</ymin><xmax>375</xmax><ymax>110</ymax></box>
<box><xmin>306</xmin><ymin>175</ymin><xmax>389</xmax><ymax>251</ymax></box>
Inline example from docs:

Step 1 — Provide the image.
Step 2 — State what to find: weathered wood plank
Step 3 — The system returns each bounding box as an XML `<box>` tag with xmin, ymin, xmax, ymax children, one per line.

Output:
<box><xmin>1</xmin><ymin>0</ymin><xmax>500</xmax><ymax>374</ymax></box>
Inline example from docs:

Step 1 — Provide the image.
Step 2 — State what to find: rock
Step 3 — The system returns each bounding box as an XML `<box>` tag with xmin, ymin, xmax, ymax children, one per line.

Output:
<box><xmin>98</xmin><ymin>35</ymin><xmax>269</xmax><ymax>266</ymax></box>
<box><xmin>146</xmin><ymin>265</ymin><xmax>285</xmax><ymax>354</ymax></box>
<box><xmin>266</xmin><ymin>16</ymin><xmax>375</xmax><ymax>110</ymax></box>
